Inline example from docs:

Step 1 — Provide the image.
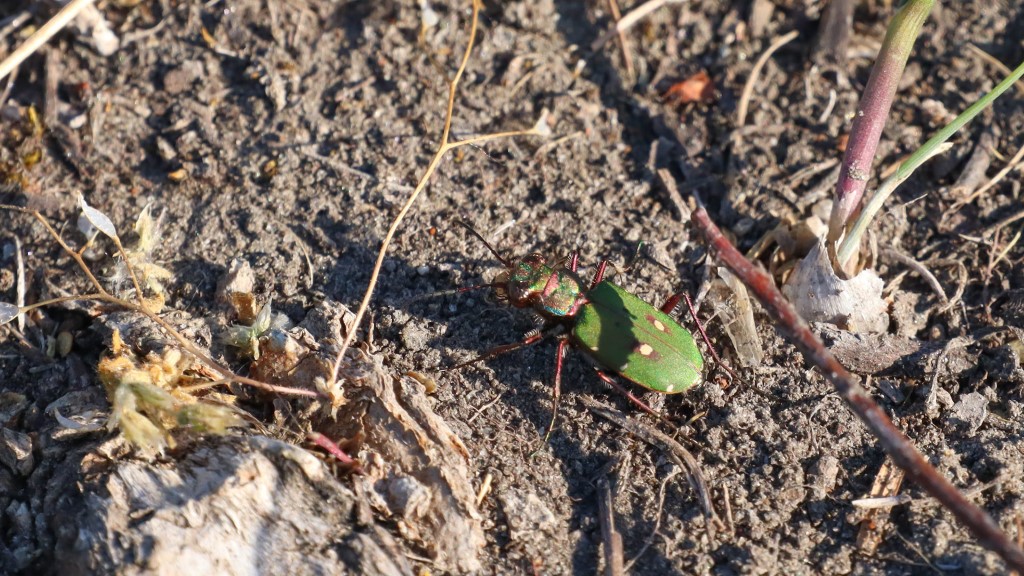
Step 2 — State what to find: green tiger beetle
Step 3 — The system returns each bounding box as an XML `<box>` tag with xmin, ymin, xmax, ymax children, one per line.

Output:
<box><xmin>450</xmin><ymin>221</ymin><xmax>734</xmax><ymax>441</ymax></box>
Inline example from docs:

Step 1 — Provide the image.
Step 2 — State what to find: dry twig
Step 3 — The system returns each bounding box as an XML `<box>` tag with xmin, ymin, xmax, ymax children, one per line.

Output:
<box><xmin>736</xmin><ymin>30</ymin><xmax>800</xmax><ymax>129</ymax></box>
<box><xmin>967</xmin><ymin>43</ymin><xmax>1024</xmax><ymax>96</ymax></box>
<box><xmin>590</xmin><ymin>0</ymin><xmax>683</xmax><ymax>52</ymax></box>
<box><xmin>957</xmin><ymin>139</ymin><xmax>1024</xmax><ymax>209</ymax></box>
<box><xmin>583</xmin><ymin>395</ymin><xmax>721</xmax><ymax>533</ymax></box>
<box><xmin>606</xmin><ymin>0</ymin><xmax>635</xmax><ymax>82</ymax></box>
<box><xmin>690</xmin><ymin>200</ymin><xmax>1024</xmax><ymax>571</ymax></box>
<box><xmin>0</xmin><ymin>0</ymin><xmax>97</xmax><ymax>83</ymax></box>
<box><xmin>597</xmin><ymin>478</ymin><xmax>625</xmax><ymax>576</ymax></box>
<box><xmin>328</xmin><ymin>0</ymin><xmax>543</xmax><ymax>387</ymax></box>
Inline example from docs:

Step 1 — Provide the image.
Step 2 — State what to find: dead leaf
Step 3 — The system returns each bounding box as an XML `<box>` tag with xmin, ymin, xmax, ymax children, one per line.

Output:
<box><xmin>664</xmin><ymin>71</ymin><xmax>715</xmax><ymax>105</ymax></box>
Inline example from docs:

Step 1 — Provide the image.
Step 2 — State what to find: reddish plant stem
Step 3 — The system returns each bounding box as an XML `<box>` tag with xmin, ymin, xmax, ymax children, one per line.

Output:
<box><xmin>308</xmin><ymin>432</ymin><xmax>362</xmax><ymax>473</ymax></box>
<box><xmin>690</xmin><ymin>204</ymin><xmax>1024</xmax><ymax>572</ymax></box>
<box><xmin>827</xmin><ymin>0</ymin><xmax>934</xmax><ymax>246</ymax></box>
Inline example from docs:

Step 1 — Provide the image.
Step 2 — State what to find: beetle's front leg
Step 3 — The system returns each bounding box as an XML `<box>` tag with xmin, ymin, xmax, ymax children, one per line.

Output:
<box><xmin>566</xmin><ymin>252</ymin><xmax>580</xmax><ymax>272</ymax></box>
<box><xmin>445</xmin><ymin>329</ymin><xmax>546</xmax><ymax>371</ymax></box>
<box><xmin>589</xmin><ymin>260</ymin><xmax>609</xmax><ymax>289</ymax></box>
<box><xmin>540</xmin><ymin>338</ymin><xmax>570</xmax><ymax>443</ymax></box>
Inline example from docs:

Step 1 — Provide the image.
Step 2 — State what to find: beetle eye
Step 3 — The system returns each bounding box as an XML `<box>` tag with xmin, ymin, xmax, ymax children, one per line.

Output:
<box><xmin>509</xmin><ymin>281</ymin><xmax>530</xmax><ymax>300</ymax></box>
<box><xmin>493</xmin><ymin>284</ymin><xmax>508</xmax><ymax>301</ymax></box>
<box><xmin>524</xmin><ymin>254</ymin><xmax>546</xmax><ymax>267</ymax></box>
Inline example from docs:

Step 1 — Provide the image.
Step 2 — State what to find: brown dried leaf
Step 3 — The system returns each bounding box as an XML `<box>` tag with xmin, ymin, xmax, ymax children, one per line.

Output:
<box><xmin>664</xmin><ymin>71</ymin><xmax>715</xmax><ymax>105</ymax></box>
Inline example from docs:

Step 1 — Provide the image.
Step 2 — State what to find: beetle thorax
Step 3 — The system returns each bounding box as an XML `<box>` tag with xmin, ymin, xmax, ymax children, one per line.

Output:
<box><xmin>500</xmin><ymin>254</ymin><xmax>586</xmax><ymax>318</ymax></box>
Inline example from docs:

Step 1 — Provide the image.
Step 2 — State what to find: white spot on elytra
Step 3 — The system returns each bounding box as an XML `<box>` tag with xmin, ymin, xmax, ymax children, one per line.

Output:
<box><xmin>653</xmin><ymin>319</ymin><xmax>666</xmax><ymax>332</ymax></box>
<box><xmin>619</xmin><ymin>363</ymin><xmax>629</xmax><ymax>371</ymax></box>
<box><xmin>638</xmin><ymin>343</ymin><xmax>654</xmax><ymax>356</ymax></box>
<box><xmin>665</xmin><ymin>383</ymin><xmax>677</xmax><ymax>392</ymax></box>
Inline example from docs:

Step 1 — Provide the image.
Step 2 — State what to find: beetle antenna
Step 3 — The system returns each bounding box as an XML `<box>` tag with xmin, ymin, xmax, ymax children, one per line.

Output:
<box><xmin>401</xmin><ymin>283</ymin><xmax>500</xmax><ymax>305</ymax></box>
<box><xmin>455</xmin><ymin>220</ymin><xmax>512</xmax><ymax>267</ymax></box>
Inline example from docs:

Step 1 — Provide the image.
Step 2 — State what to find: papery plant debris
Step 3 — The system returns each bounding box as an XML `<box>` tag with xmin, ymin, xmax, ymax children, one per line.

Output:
<box><xmin>0</xmin><ymin>200</ymin><xmax>311</xmax><ymax>452</ymax></box>
<box><xmin>72</xmin><ymin>200</ymin><xmax>244</xmax><ymax>452</ymax></box>
<box><xmin>99</xmin><ymin>330</ymin><xmax>243</xmax><ymax>454</ymax></box>
<box><xmin>225</xmin><ymin>297</ymin><xmax>275</xmax><ymax>360</ymax></box>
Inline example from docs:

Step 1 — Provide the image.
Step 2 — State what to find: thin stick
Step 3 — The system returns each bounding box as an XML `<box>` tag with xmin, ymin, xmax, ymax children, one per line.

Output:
<box><xmin>14</xmin><ymin>237</ymin><xmax>24</xmax><ymax>332</ymax></box>
<box><xmin>967</xmin><ymin>43</ymin><xmax>1024</xmax><ymax>96</ymax></box>
<box><xmin>655</xmin><ymin>168</ymin><xmax>691</xmax><ymax>221</ymax></box>
<box><xmin>17</xmin><ymin>293</ymin><xmax>107</xmax><ymax>314</ymax></box>
<box><xmin>722</xmin><ymin>483</ymin><xmax>735</xmax><ymax>534</ymax></box>
<box><xmin>583</xmin><ymin>395</ymin><xmax>720</xmax><ymax>530</ymax></box>
<box><xmin>880</xmin><ymin>248</ymin><xmax>948</xmax><ymax>305</ymax></box>
<box><xmin>606</xmin><ymin>0</ymin><xmax>635</xmax><ymax>82</ymax></box>
<box><xmin>690</xmin><ymin>200</ymin><xmax>1024</xmax><ymax>571</ymax></box>
<box><xmin>984</xmin><ymin>208</ymin><xmax>1024</xmax><ymax>239</ymax></box>
<box><xmin>24</xmin><ymin>209</ymin><xmax>110</xmax><ymax>296</ymax></box>
<box><xmin>957</xmin><ymin>139</ymin><xmax>1024</xmax><ymax>209</ymax></box>
<box><xmin>624</xmin><ymin>470</ymin><xmax>678</xmax><ymax>571</ymax></box>
<box><xmin>597</xmin><ymin>478</ymin><xmax>624</xmax><ymax>576</ymax></box>
<box><xmin>327</xmin><ymin>0</ymin><xmax>541</xmax><ymax>387</ymax></box>
<box><xmin>0</xmin><ymin>0</ymin><xmax>98</xmax><ymax>83</ymax></box>
<box><xmin>0</xmin><ymin>10</ymin><xmax>34</xmax><ymax>42</ymax></box>
<box><xmin>112</xmin><ymin>239</ymin><xmax>146</xmax><ymax>307</ymax></box>
<box><xmin>736</xmin><ymin>30</ymin><xmax>800</xmax><ymax>128</ymax></box>
<box><xmin>475</xmin><ymin>472</ymin><xmax>493</xmax><ymax>507</ymax></box>
<box><xmin>590</xmin><ymin>0</ymin><xmax>683</xmax><ymax>52</ymax></box>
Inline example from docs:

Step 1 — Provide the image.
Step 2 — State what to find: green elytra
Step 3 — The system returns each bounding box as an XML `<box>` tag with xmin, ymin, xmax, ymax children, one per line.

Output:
<box><xmin>573</xmin><ymin>282</ymin><xmax>704</xmax><ymax>393</ymax></box>
<box><xmin>452</xmin><ymin>222</ymin><xmax>711</xmax><ymax>438</ymax></box>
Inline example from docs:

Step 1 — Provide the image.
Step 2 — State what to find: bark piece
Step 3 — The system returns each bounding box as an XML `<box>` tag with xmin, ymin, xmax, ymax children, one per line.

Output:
<box><xmin>813</xmin><ymin>322</ymin><xmax>974</xmax><ymax>377</ymax></box>
<box><xmin>297</xmin><ymin>301</ymin><xmax>484</xmax><ymax>573</ymax></box>
<box><xmin>812</xmin><ymin>0</ymin><xmax>855</xmax><ymax>70</ymax></box>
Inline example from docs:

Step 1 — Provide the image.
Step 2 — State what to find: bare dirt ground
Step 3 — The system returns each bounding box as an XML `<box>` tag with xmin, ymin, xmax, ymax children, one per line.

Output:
<box><xmin>2</xmin><ymin>1</ymin><xmax>1024</xmax><ymax>574</ymax></box>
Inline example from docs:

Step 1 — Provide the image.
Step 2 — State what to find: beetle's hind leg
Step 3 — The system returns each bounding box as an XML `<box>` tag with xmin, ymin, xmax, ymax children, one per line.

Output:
<box><xmin>662</xmin><ymin>293</ymin><xmax>739</xmax><ymax>381</ymax></box>
<box><xmin>594</xmin><ymin>370</ymin><xmax>675</xmax><ymax>427</ymax></box>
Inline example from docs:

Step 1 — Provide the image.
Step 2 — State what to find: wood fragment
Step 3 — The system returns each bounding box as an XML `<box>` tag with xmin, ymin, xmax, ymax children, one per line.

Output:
<box><xmin>856</xmin><ymin>458</ymin><xmax>907</xmax><ymax>556</ymax></box>
<box><xmin>582</xmin><ymin>396</ymin><xmax>722</xmax><ymax>535</ymax></box>
<box><xmin>597</xmin><ymin>478</ymin><xmax>624</xmax><ymax>576</ymax></box>
<box><xmin>656</xmin><ymin>168</ymin><xmax>692</xmax><ymax>221</ymax></box>
<box><xmin>950</xmin><ymin>129</ymin><xmax>996</xmax><ymax>198</ymax></box>
<box><xmin>812</xmin><ymin>0</ymin><xmax>854</xmax><ymax>70</ymax></box>
<box><xmin>476</xmin><ymin>472</ymin><xmax>493</xmax><ymax>507</ymax></box>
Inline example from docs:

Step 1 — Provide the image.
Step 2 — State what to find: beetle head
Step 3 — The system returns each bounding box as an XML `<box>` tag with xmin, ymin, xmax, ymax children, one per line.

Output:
<box><xmin>502</xmin><ymin>253</ymin><xmax>551</xmax><ymax>306</ymax></box>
